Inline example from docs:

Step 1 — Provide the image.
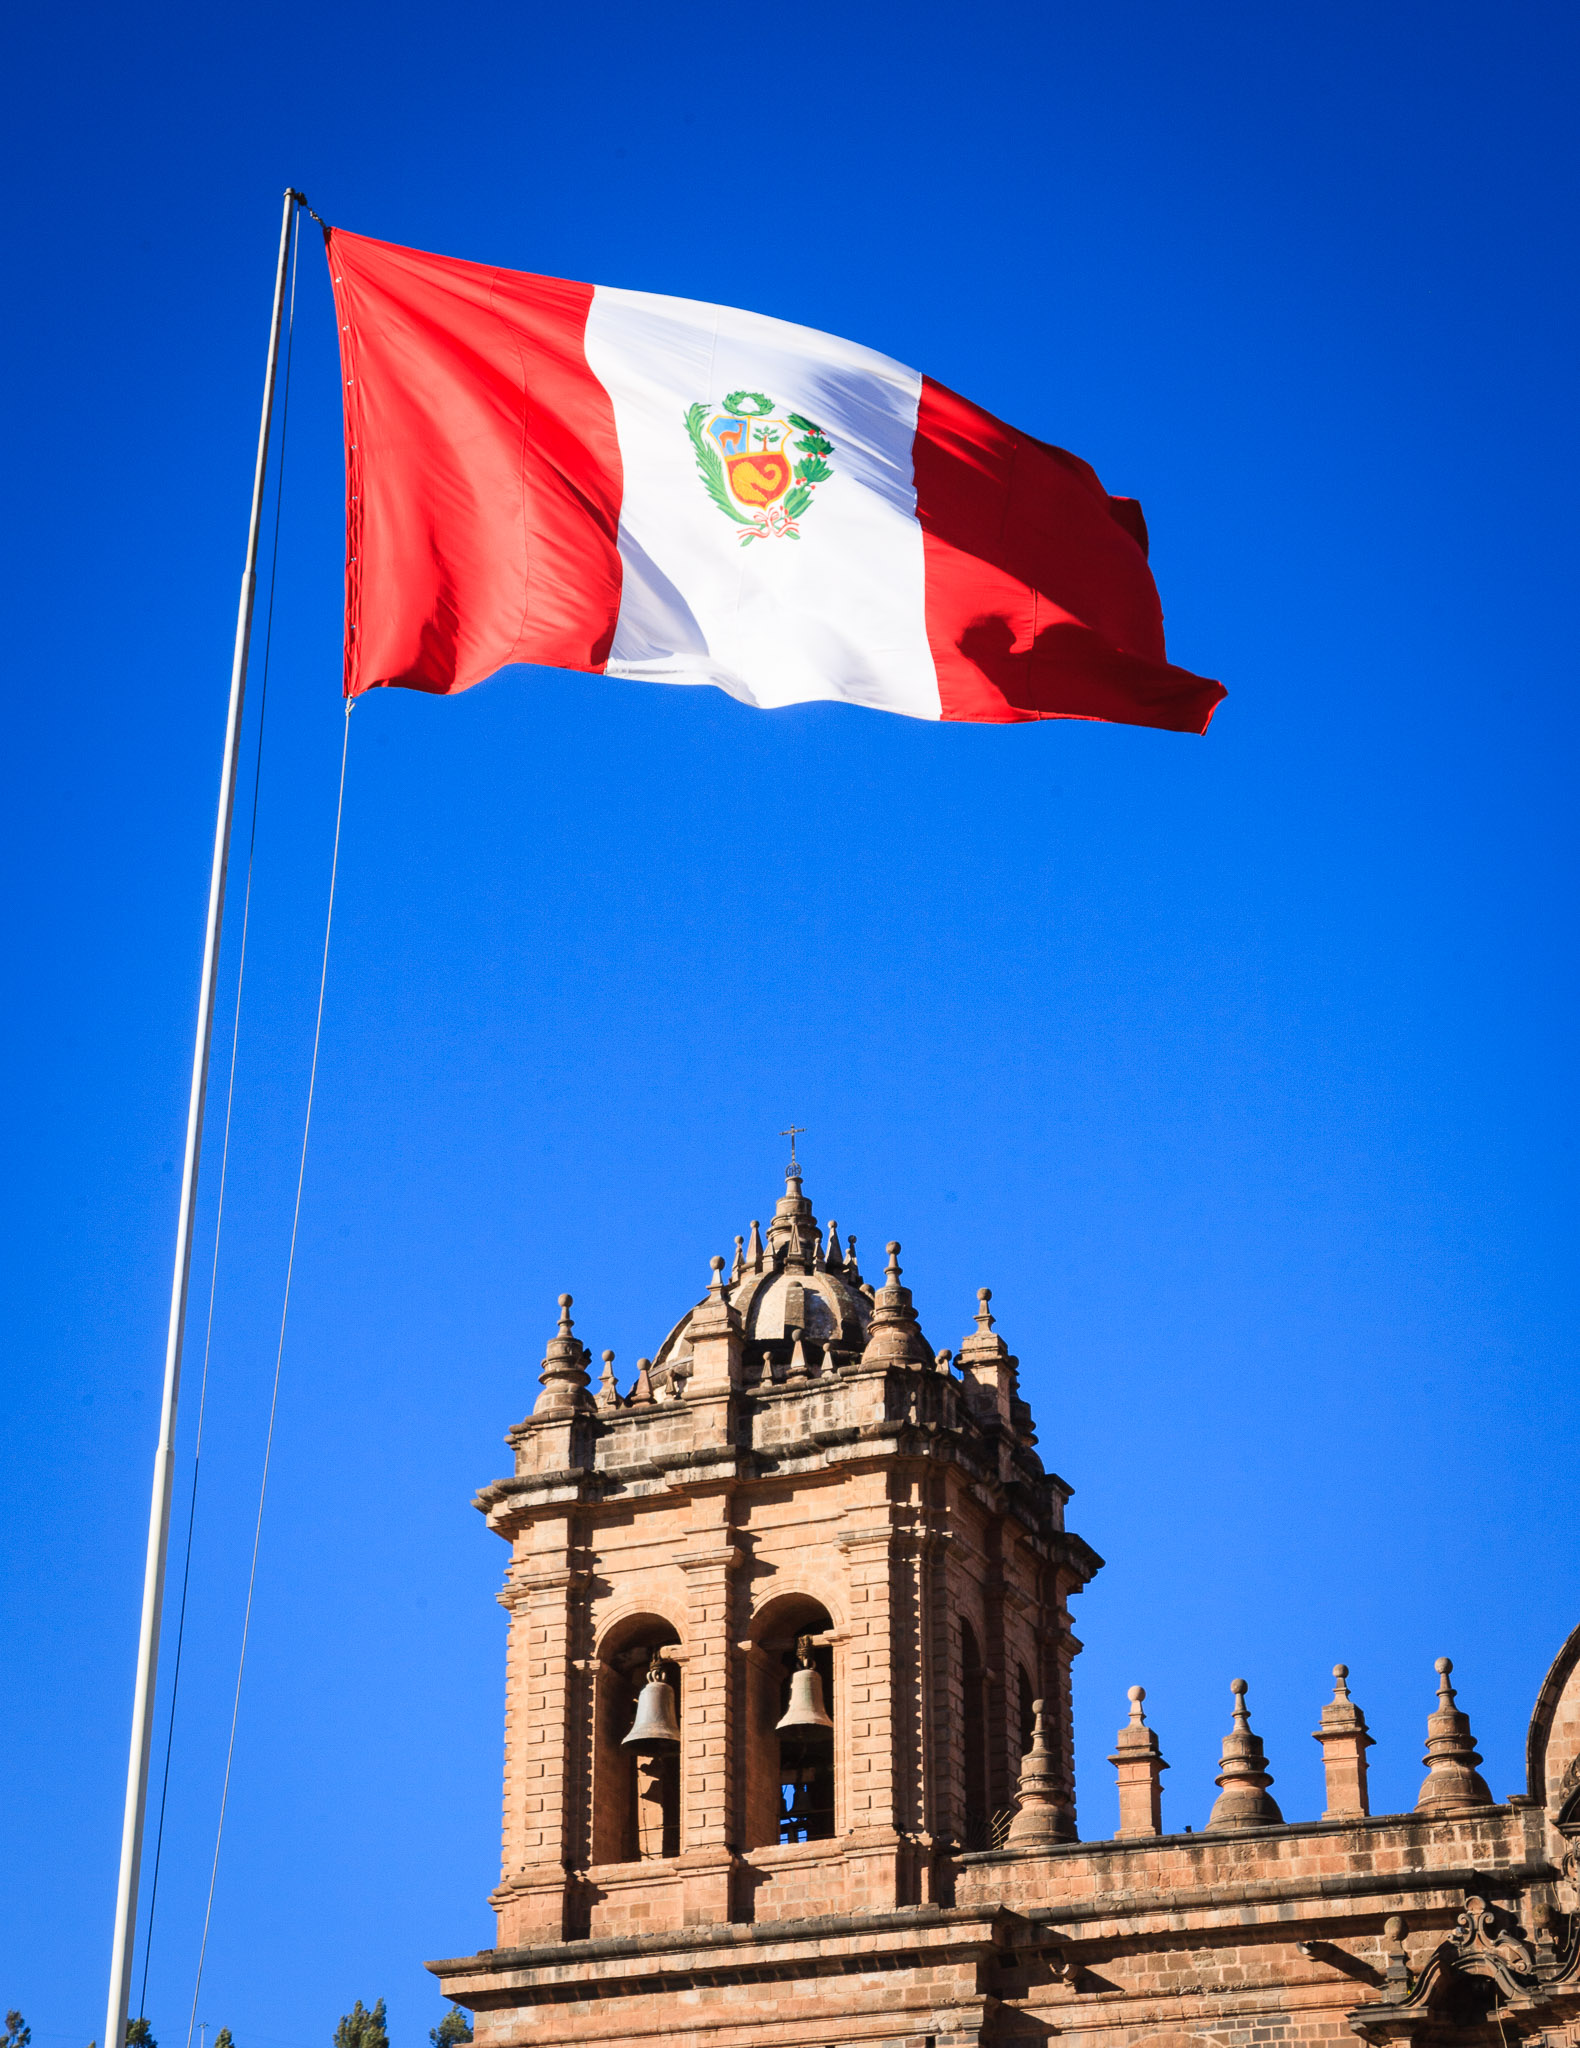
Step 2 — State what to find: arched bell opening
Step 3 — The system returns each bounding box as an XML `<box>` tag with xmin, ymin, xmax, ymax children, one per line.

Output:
<box><xmin>591</xmin><ymin>1615</ymin><xmax>682</xmax><ymax>1865</ymax></box>
<box><xmin>744</xmin><ymin>1594</ymin><xmax>836</xmax><ymax>1849</ymax></box>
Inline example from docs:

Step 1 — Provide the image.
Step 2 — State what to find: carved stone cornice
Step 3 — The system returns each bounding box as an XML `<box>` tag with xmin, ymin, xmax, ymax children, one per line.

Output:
<box><xmin>676</xmin><ymin>1545</ymin><xmax>743</xmax><ymax>1574</ymax></box>
<box><xmin>497</xmin><ymin>1566</ymin><xmax>593</xmax><ymax>1611</ymax></box>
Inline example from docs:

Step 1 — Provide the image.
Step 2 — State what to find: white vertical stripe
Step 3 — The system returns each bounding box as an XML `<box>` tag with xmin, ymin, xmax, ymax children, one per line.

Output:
<box><xmin>584</xmin><ymin>285</ymin><xmax>940</xmax><ymax>720</ymax></box>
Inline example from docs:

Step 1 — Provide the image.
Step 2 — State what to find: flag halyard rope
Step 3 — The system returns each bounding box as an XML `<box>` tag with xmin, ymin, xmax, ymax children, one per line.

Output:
<box><xmin>184</xmin><ymin>689</ymin><xmax>354</xmax><ymax>2048</ymax></box>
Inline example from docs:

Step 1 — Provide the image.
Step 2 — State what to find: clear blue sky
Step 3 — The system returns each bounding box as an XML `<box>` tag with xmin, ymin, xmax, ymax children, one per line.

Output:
<box><xmin>3</xmin><ymin>0</ymin><xmax>1577</xmax><ymax>2040</ymax></box>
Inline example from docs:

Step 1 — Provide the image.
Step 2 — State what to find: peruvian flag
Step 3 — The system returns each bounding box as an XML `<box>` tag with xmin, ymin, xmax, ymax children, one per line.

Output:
<box><xmin>327</xmin><ymin>230</ymin><xmax>1225</xmax><ymax>732</ymax></box>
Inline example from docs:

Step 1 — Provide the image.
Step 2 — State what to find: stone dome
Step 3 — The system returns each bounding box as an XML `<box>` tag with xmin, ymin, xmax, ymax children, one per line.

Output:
<box><xmin>649</xmin><ymin>1161</ymin><xmax>876</xmax><ymax>1388</ymax></box>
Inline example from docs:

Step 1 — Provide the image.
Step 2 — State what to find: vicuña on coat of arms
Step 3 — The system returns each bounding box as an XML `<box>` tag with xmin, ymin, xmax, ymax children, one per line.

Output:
<box><xmin>684</xmin><ymin>391</ymin><xmax>835</xmax><ymax>543</ymax></box>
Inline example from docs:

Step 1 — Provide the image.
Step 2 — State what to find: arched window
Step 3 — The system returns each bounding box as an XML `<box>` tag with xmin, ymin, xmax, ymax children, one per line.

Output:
<box><xmin>745</xmin><ymin>1596</ymin><xmax>836</xmax><ymax>1849</ymax></box>
<box><xmin>591</xmin><ymin>1619</ymin><xmax>681</xmax><ymax>1865</ymax></box>
<box><xmin>961</xmin><ymin>1618</ymin><xmax>988</xmax><ymax>1849</ymax></box>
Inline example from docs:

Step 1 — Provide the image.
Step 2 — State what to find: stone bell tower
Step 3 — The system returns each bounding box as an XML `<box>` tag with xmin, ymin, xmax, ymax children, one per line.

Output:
<box><xmin>469</xmin><ymin>1153</ymin><xmax>1101</xmax><ymax>1950</ymax></box>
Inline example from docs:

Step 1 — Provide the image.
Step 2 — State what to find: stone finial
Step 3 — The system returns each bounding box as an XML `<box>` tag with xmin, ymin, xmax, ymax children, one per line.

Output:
<box><xmin>1007</xmin><ymin>1698</ymin><xmax>1072</xmax><ymax>1844</ymax></box>
<box><xmin>1382</xmin><ymin>1916</ymin><xmax>1412</xmax><ymax>1994</ymax></box>
<box><xmin>825</xmin><ymin>1218</ymin><xmax>842</xmax><ymax>1272</ymax></box>
<box><xmin>533</xmin><ymin>1293</ymin><xmax>596</xmax><ymax>1418</ymax></box>
<box><xmin>1206</xmin><ymin>1678</ymin><xmax>1283</xmax><ymax>1830</ymax></box>
<box><xmin>958</xmin><ymin>1289</ymin><xmax>1004</xmax><ymax>1360</ymax></box>
<box><xmin>1416</xmin><ymin>1657</ymin><xmax>1493</xmax><ymax>1814</ymax></box>
<box><xmin>786</xmin><ymin>1325</ymin><xmax>811</xmax><ymax>1382</ymax></box>
<box><xmin>844</xmin><ymin>1234</ymin><xmax>861</xmax><ymax>1284</ymax></box>
<box><xmin>766</xmin><ymin>1157</ymin><xmax>819</xmax><ymax>1269</ymax></box>
<box><xmin>629</xmin><ymin>1357</ymin><xmax>655</xmax><ymax>1407</ymax></box>
<box><xmin>958</xmin><ymin>1285</ymin><xmax>1018</xmax><ymax>1424</ymax></box>
<box><xmin>596</xmin><ymin>1349</ymin><xmax>621</xmax><ymax>1412</ymax></box>
<box><xmin>858</xmin><ymin>1240</ymin><xmax>934</xmax><ymax>1369</ymax></box>
<box><xmin>731</xmin><ymin>1235</ymin><xmax>745</xmax><ymax>1282</ymax></box>
<box><xmin>1109</xmin><ymin>1685</ymin><xmax>1169</xmax><ymax>1838</ymax></box>
<box><xmin>685</xmin><ymin>1253</ymin><xmax>743</xmax><ymax>1392</ymax></box>
<box><xmin>746</xmin><ymin>1219</ymin><xmax>764</xmax><ymax>1272</ymax></box>
<box><xmin>1313</xmin><ymin>1663</ymin><xmax>1373</xmax><ymax>1818</ymax></box>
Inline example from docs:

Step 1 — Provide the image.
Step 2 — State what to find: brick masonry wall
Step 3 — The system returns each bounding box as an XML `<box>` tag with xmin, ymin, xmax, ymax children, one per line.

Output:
<box><xmin>445</xmin><ymin>1803</ymin><xmax>1570</xmax><ymax>2048</ymax></box>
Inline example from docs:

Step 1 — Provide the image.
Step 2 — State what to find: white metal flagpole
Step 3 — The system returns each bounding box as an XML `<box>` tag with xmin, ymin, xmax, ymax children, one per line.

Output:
<box><xmin>103</xmin><ymin>185</ymin><xmax>303</xmax><ymax>2048</ymax></box>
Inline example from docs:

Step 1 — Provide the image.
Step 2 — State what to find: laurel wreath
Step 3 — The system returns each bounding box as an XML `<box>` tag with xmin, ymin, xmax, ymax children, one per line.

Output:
<box><xmin>684</xmin><ymin>402</ymin><xmax>753</xmax><ymax>526</ymax></box>
<box><xmin>783</xmin><ymin>412</ymin><xmax>834</xmax><ymax>526</ymax></box>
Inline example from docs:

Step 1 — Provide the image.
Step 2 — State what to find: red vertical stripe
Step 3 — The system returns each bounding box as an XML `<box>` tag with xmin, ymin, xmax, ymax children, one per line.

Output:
<box><xmin>327</xmin><ymin>231</ymin><xmax>624</xmax><ymax>698</ymax></box>
<box><xmin>914</xmin><ymin>377</ymin><xmax>1225</xmax><ymax>732</ymax></box>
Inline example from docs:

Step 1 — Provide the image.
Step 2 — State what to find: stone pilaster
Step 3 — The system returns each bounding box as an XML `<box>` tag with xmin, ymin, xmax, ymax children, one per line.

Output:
<box><xmin>912</xmin><ymin>1517</ymin><xmax>952</xmax><ymax>1899</ymax></box>
<box><xmin>838</xmin><ymin>1514</ymin><xmax>915</xmax><ymax>1910</ymax></box>
<box><xmin>677</xmin><ymin>1506</ymin><xmax>741</xmax><ymax>1924</ymax></box>
<box><xmin>889</xmin><ymin>1520</ymin><xmax>934</xmax><ymax>1885</ymax></box>
<box><xmin>494</xmin><ymin>1516</ymin><xmax>589</xmax><ymax>1943</ymax></box>
<box><xmin>928</xmin><ymin>1523</ymin><xmax>971</xmax><ymax>1855</ymax></box>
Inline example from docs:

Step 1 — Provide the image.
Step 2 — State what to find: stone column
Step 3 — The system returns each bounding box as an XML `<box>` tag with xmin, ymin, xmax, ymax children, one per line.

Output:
<box><xmin>1313</xmin><ymin>1664</ymin><xmax>1374</xmax><ymax>1818</ymax></box>
<box><xmin>913</xmin><ymin>1519</ymin><xmax>952</xmax><ymax>1901</ymax></box>
<box><xmin>890</xmin><ymin>1521</ymin><xmax>934</xmax><ymax>1899</ymax></box>
<box><xmin>494</xmin><ymin>1514</ymin><xmax>589</xmax><ymax>1944</ymax></box>
<box><xmin>1110</xmin><ymin>1685</ymin><xmax>1168</xmax><ymax>1837</ymax></box>
<box><xmin>928</xmin><ymin>1520</ymin><xmax>971</xmax><ymax>1856</ymax></box>
<box><xmin>838</xmin><ymin>1514</ymin><xmax>914</xmax><ymax>1911</ymax></box>
<box><xmin>677</xmin><ymin>1498</ymin><xmax>741</xmax><ymax>1924</ymax></box>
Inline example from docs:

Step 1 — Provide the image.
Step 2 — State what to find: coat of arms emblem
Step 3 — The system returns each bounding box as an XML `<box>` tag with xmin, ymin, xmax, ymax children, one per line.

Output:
<box><xmin>684</xmin><ymin>390</ymin><xmax>835</xmax><ymax>543</ymax></box>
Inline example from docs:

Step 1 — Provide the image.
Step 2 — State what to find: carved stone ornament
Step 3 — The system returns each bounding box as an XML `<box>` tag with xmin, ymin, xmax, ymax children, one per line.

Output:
<box><xmin>1448</xmin><ymin>1894</ymin><xmax>1538</xmax><ymax>1991</ymax></box>
<box><xmin>1556</xmin><ymin>1749</ymin><xmax>1580</xmax><ymax>1828</ymax></box>
<box><xmin>1346</xmin><ymin>1889</ymin><xmax>1557</xmax><ymax>2046</ymax></box>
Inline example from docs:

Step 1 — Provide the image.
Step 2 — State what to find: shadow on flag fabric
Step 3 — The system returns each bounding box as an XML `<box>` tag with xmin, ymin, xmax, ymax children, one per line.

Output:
<box><xmin>326</xmin><ymin>228</ymin><xmax>1225</xmax><ymax>732</ymax></box>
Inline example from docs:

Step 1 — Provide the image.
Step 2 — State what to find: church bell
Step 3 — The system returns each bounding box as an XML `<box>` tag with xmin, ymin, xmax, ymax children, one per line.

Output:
<box><xmin>774</xmin><ymin>1636</ymin><xmax>834</xmax><ymax>1740</ymax></box>
<box><xmin>621</xmin><ymin>1653</ymin><xmax>681</xmax><ymax>1753</ymax></box>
